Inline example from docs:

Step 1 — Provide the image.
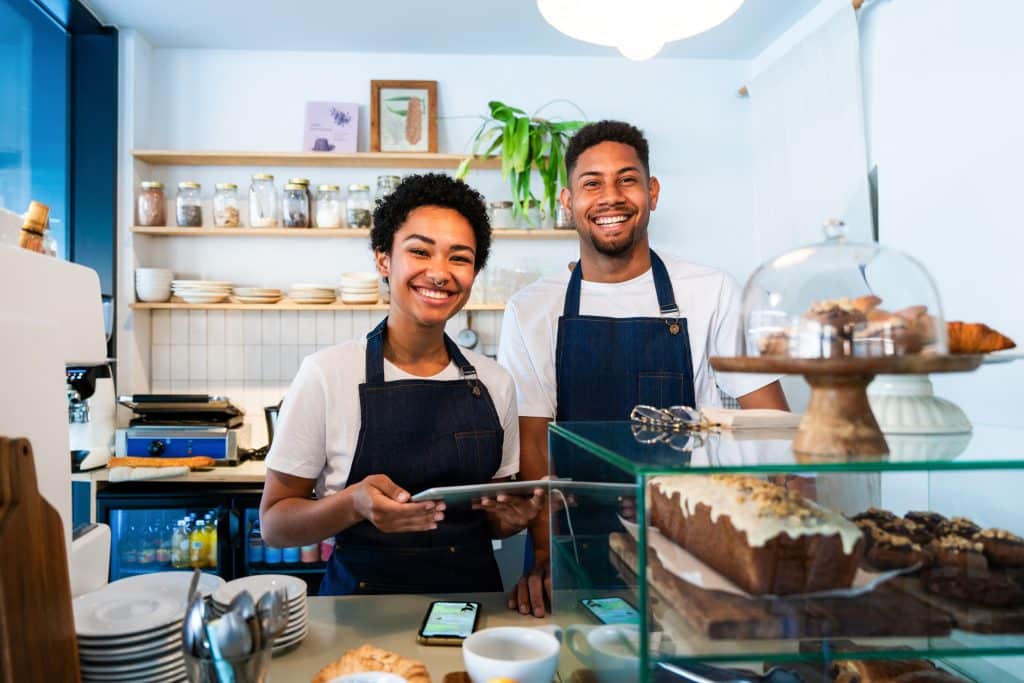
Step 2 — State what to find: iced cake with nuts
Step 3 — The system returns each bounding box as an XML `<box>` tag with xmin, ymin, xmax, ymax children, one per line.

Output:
<box><xmin>649</xmin><ymin>475</ymin><xmax>864</xmax><ymax>595</ymax></box>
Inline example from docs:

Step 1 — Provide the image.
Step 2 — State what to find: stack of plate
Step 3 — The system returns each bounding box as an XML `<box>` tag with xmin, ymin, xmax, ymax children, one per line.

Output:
<box><xmin>340</xmin><ymin>272</ymin><xmax>380</xmax><ymax>304</ymax></box>
<box><xmin>171</xmin><ymin>280</ymin><xmax>233</xmax><ymax>304</ymax></box>
<box><xmin>233</xmin><ymin>286</ymin><xmax>283</xmax><ymax>304</ymax></box>
<box><xmin>210</xmin><ymin>574</ymin><xmax>309</xmax><ymax>655</ymax></box>
<box><xmin>74</xmin><ymin>572</ymin><xmax>224</xmax><ymax>683</ymax></box>
<box><xmin>290</xmin><ymin>283</ymin><xmax>337</xmax><ymax>305</ymax></box>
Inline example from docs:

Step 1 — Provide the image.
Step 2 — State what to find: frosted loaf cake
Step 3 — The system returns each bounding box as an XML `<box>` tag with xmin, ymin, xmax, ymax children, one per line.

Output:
<box><xmin>649</xmin><ymin>475</ymin><xmax>865</xmax><ymax>595</ymax></box>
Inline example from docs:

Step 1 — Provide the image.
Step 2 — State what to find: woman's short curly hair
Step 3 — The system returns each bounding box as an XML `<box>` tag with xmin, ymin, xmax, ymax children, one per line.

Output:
<box><xmin>371</xmin><ymin>173</ymin><xmax>492</xmax><ymax>272</ymax></box>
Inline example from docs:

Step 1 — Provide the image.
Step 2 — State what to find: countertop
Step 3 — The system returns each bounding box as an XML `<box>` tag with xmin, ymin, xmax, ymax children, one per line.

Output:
<box><xmin>80</xmin><ymin>459</ymin><xmax>268</xmax><ymax>484</ymax></box>
<box><xmin>270</xmin><ymin>592</ymin><xmax>558</xmax><ymax>681</ymax></box>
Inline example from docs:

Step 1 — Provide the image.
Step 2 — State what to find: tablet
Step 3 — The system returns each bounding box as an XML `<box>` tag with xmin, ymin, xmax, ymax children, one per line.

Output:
<box><xmin>410</xmin><ymin>480</ymin><xmax>548</xmax><ymax>505</ymax></box>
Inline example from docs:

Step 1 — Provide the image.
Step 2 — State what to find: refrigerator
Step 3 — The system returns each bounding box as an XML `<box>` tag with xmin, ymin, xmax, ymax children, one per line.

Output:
<box><xmin>96</xmin><ymin>484</ymin><xmax>328</xmax><ymax>593</ymax></box>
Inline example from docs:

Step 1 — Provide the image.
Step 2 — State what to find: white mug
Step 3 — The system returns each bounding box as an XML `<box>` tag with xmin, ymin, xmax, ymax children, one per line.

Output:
<box><xmin>462</xmin><ymin>625</ymin><xmax>562</xmax><ymax>683</ymax></box>
<box><xmin>566</xmin><ymin>624</ymin><xmax>639</xmax><ymax>683</ymax></box>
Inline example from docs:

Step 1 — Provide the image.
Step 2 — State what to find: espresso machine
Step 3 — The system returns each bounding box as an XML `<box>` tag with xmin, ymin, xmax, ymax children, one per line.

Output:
<box><xmin>68</xmin><ymin>364</ymin><xmax>116</xmax><ymax>471</ymax></box>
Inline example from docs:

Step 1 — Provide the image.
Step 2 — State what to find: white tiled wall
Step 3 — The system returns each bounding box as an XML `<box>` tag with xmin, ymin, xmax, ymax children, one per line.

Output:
<box><xmin>148</xmin><ymin>309</ymin><xmax>503</xmax><ymax>448</ymax></box>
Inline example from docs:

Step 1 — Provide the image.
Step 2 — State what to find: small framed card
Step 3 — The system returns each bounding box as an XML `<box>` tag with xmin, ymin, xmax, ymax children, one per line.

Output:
<box><xmin>304</xmin><ymin>102</ymin><xmax>359</xmax><ymax>153</ymax></box>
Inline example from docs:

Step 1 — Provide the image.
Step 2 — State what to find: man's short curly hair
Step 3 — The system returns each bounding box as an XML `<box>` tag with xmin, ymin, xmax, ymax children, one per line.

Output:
<box><xmin>565</xmin><ymin>120</ymin><xmax>650</xmax><ymax>179</ymax></box>
<box><xmin>371</xmin><ymin>173</ymin><xmax>491</xmax><ymax>271</ymax></box>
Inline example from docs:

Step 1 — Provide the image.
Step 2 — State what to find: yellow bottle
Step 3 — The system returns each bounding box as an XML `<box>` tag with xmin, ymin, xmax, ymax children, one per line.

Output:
<box><xmin>171</xmin><ymin>520</ymin><xmax>190</xmax><ymax>569</ymax></box>
<box><xmin>189</xmin><ymin>519</ymin><xmax>207</xmax><ymax>568</ymax></box>
<box><xmin>204</xmin><ymin>513</ymin><xmax>218</xmax><ymax>568</ymax></box>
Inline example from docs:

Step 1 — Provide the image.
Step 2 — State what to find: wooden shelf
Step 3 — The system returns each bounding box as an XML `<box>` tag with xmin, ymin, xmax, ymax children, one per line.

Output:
<box><xmin>130</xmin><ymin>300</ymin><xmax>506</xmax><ymax>312</ymax></box>
<box><xmin>130</xmin><ymin>226</ymin><xmax>576</xmax><ymax>240</ymax></box>
<box><xmin>132</xmin><ymin>149</ymin><xmax>502</xmax><ymax>169</ymax></box>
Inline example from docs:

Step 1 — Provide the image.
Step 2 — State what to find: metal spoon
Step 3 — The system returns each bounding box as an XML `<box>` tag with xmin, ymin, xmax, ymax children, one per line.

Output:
<box><xmin>257</xmin><ymin>588</ymin><xmax>290</xmax><ymax>643</ymax></box>
<box><xmin>182</xmin><ymin>593</ymin><xmax>207</xmax><ymax>658</ymax></box>
<box><xmin>228</xmin><ymin>589</ymin><xmax>260</xmax><ymax>653</ymax></box>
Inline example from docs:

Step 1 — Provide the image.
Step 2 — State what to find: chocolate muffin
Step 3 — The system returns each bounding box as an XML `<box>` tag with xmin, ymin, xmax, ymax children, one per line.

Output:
<box><xmin>975</xmin><ymin>528</ymin><xmax>1024</xmax><ymax>567</ymax></box>
<box><xmin>923</xmin><ymin>535</ymin><xmax>1024</xmax><ymax>606</ymax></box>
<box><xmin>934</xmin><ymin>516</ymin><xmax>981</xmax><ymax>539</ymax></box>
<box><xmin>863</xmin><ymin>526</ymin><xmax>932</xmax><ymax>572</ymax></box>
<box><xmin>879</xmin><ymin>517</ymin><xmax>934</xmax><ymax>546</ymax></box>
<box><xmin>852</xmin><ymin>507</ymin><xmax>898</xmax><ymax>526</ymax></box>
<box><xmin>905</xmin><ymin>511</ymin><xmax>948</xmax><ymax>534</ymax></box>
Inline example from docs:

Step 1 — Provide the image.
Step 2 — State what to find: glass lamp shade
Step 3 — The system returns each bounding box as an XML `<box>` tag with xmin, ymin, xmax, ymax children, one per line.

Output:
<box><xmin>741</xmin><ymin>220</ymin><xmax>948</xmax><ymax>359</ymax></box>
<box><xmin>537</xmin><ymin>0</ymin><xmax>745</xmax><ymax>60</ymax></box>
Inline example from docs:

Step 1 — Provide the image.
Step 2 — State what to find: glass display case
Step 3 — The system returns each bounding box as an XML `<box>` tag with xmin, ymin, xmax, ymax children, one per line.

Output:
<box><xmin>547</xmin><ymin>421</ymin><xmax>1024</xmax><ymax>683</ymax></box>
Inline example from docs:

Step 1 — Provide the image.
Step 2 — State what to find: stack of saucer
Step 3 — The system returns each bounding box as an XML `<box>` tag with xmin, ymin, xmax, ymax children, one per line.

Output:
<box><xmin>74</xmin><ymin>571</ymin><xmax>223</xmax><ymax>683</ymax></box>
<box><xmin>233</xmin><ymin>286</ymin><xmax>283</xmax><ymax>305</ymax></box>
<box><xmin>210</xmin><ymin>574</ymin><xmax>309</xmax><ymax>656</ymax></box>
<box><xmin>289</xmin><ymin>283</ymin><xmax>336</xmax><ymax>305</ymax></box>
<box><xmin>171</xmin><ymin>280</ymin><xmax>232</xmax><ymax>304</ymax></box>
<box><xmin>135</xmin><ymin>268</ymin><xmax>174</xmax><ymax>302</ymax></box>
<box><xmin>340</xmin><ymin>272</ymin><xmax>380</xmax><ymax>304</ymax></box>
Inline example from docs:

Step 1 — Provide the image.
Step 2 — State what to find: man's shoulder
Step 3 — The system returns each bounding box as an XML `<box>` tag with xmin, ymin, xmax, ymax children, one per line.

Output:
<box><xmin>658</xmin><ymin>251</ymin><xmax>731</xmax><ymax>283</ymax></box>
<box><xmin>506</xmin><ymin>271</ymin><xmax>569</xmax><ymax>317</ymax></box>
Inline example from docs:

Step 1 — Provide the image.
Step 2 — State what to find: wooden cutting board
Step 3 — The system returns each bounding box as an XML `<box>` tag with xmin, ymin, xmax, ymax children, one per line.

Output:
<box><xmin>888</xmin><ymin>574</ymin><xmax>1024</xmax><ymax>634</ymax></box>
<box><xmin>608</xmin><ymin>532</ymin><xmax>951</xmax><ymax>640</ymax></box>
<box><xmin>0</xmin><ymin>437</ymin><xmax>81</xmax><ymax>682</ymax></box>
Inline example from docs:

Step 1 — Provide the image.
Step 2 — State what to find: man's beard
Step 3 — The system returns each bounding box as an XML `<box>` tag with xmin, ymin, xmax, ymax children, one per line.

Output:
<box><xmin>587</xmin><ymin>224</ymin><xmax>640</xmax><ymax>257</ymax></box>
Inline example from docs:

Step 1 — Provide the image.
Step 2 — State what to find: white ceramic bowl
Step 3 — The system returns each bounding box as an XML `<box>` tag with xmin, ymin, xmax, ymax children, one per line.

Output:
<box><xmin>136</xmin><ymin>285</ymin><xmax>172</xmax><ymax>303</ymax></box>
<box><xmin>340</xmin><ymin>272</ymin><xmax>379</xmax><ymax>285</ymax></box>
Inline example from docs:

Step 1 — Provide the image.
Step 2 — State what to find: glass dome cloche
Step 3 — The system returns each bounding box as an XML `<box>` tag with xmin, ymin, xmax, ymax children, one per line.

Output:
<box><xmin>741</xmin><ymin>219</ymin><xmax>947</xmax><ymax>359</ymax></box>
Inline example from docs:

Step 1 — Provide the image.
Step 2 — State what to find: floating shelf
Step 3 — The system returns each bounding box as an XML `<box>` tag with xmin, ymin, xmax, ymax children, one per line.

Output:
<box><xmin>130</xmin><ymin>226</ymin><xmax>576</xmax><ymax>239</ymax></box>
<box><xmin>130</xmin><ymin>300</ymin><xmax>506</xmax><ymax>312</ymax></box>
<box><xmin>132</xmin><ymin>149</ymin><xmax>502</xmax><ymax>169</ymax></box>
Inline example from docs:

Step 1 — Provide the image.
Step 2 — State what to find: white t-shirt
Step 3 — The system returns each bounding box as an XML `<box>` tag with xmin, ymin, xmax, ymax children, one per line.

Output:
<box><xmin>266</xmin><ymin>340</ymin><xmax>520</xmax><ymax>498</ymax></box>
<box><xmin>498</xmin><ymin>252</ymin><xmax>778</xmax><ymax>419</ymax></box>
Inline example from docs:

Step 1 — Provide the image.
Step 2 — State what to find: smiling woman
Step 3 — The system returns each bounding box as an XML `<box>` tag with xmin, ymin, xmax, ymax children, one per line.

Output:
<box><xmin>259</xmin><ymin>173</ymin><xmax>543</xmax><ymax>596</ymax></box>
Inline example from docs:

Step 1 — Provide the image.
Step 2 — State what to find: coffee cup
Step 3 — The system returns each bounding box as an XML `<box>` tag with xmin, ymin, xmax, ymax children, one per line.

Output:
<box><xmin>566</xmin><ymin>624</ymin><xmax>639</xmax><ymax>683</ymax></box>
<box><xmin>462</xmin><ymin>625</ymin><xmax>562</xmax><ymax>683</ymax></box>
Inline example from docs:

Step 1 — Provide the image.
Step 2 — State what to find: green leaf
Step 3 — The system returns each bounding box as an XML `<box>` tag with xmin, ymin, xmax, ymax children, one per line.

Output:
<box><xmin>383</xmin><ymin>96</ymin><xmax>413</xmax><ymax>102</ymax></box>
<box><xmin>489</xmin><ymin>101</ymin><xmax>526</xmax><ymax>117</ymax></box>
<box><xmin>547</xmin><ymin>142</ymin><xmax>562</xmax><ymax>217</ymax></box>
<box><xmin>455</xmin><ymin>157</ymin><xmax>472</xmax><ymax>180</ymax></box>
<box><xmin>552</xmin><ymin>120</ymin><xmax>586</xmax><ymax>132</ymax></box>
<box><xmin>517</xmin><ymin>170</ymin><xmax>534</xmax><ymax>225</ymax></box>
<box><xmin>471</xmin><ymin>126</ymin><xmax>501</xmax><ymax>158</ymax></box>
<box><xmin>501</xmin><ymin>124</ymin><xmax>513</xmax><ymax>181</ymax></box>
<box><xmin>385</xmin><ymin>105</ymin><xmax>408</xmax><ymax>116</ymax></box>
<box><xmin>511</xmin><ymin>117</ymin><xmax>530</xmax><ymax>173</ymax></box>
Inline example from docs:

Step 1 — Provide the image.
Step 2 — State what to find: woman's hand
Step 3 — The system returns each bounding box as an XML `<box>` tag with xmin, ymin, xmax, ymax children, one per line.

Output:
<box><xmin>475</xmin><ymin>489</ymin><xmax>546</xmax><ymax>535</ymax></box>
<box><xmin>350</xmin><ymin>474</ymin><xmax>445</xmax><ymax>533</ymax></box>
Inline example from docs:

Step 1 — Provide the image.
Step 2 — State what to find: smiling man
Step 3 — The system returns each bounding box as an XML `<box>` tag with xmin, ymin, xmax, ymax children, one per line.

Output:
<box><xmin>497</xmin><ymin>120</ymin><xmax>788</xmax><ymax>615</ymax></box>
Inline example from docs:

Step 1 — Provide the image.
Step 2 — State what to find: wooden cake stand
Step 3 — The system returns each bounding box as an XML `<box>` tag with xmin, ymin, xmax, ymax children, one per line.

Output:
<box><xmin>710</xmin><ymin>355</ymin><xmax>983</xmax><ymax>457</ymax></box>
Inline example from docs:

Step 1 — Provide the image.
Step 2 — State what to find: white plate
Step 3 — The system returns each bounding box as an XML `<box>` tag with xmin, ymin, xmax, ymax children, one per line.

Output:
<box><xmin>236</xmin><ymin>297</ymin><xmax>283</xmax><ymax>304</ymax></box>
<box><xmin>212</xmin><ymin>574</ymin><xmax>307</xmax><ymax>605</ymax></box>
<box><xmin>290</xmin><ymin>293</ymin><xmax>337</xmax><ymax>300</ymax></box>
<box><xmin>179</xmin><ymin>293</ymin><xmax>229</xmax><ymax>304</ymax></box>
<box><xmin>171</xmin><ymin>280</ymin><xmax>232</xmax><ymax>286</ymax></box>
<box><xmin>982</xmin><ymin>350</ymin><xmax>1024</xmax><ymax>364</ymax></box>
<box><xmin>234</xmin><ymin>287</ymin><xmax>282</xmax><ymax>296</ymax></box>
<box><xmin>327</xmin><ymin>673</ymin><xmax>408</xmax><ymax>683</ymax></box>
<box><xmin>78</xmin><ymin>633</ymin><xmax>181</xmax><ymax>660</ymax></box>
<box><xmin>82</xmin><ymin>667</ymin><xmax>186</xmax><ymax>683</ymax></box>
<box><xmin>77</xmin><ymin>620</ymin><xmax>182</xmax><ymax>646</ymax></box>
<box><xmin>272</xmin><ymin>624</ymin><xmax>309</xmax><ymax>649</ymax></box>
<box><xmin>293</xmin><ymin>298</ymin><xmax>336</xmax><ymax>304</ymax></box>
<box><xmin>341</xmin><ymin>294</ymin><xmax>380</xmax><ymax>304</ymax></box>
<box><xmin>79</xmin><ymin>648</ymin><xmax>182</xmax><ymax>674</ymax></box>
<box><xmin>340</xmin><ymin>286</ymin><xmax>379</xmax><ymax>294</ymax></box>
<box><xmin>340</xmin><ymin>271</ymin><xmax>379</xmax><ymax>283</ymax></box>
<box><xmin>74</xmin><ymin>572</ymin><xmax>223</xmax><ymax>638</ymax></box>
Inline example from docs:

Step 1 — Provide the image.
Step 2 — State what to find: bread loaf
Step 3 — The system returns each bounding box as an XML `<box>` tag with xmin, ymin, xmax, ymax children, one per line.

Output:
<box><xmin>649</xmin><ymin>475</ymin><xmax>864</xmax><ymax>595</ymax></box>
<box><xmin>107</xmin><ymin>456</ymin><xmax>214</xmax><ymax>469</ymax></box>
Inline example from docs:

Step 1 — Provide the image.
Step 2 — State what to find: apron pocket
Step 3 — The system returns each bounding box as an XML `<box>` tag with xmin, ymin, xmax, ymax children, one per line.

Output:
<box><xmin>638</xmin><ymin>371</ymin><xmax>687</xmax><ymax>408</ymax></box>
<box><xmin>454</xmin><ymin>430</ymin><xmax>501</xmax><ymax>481</ymax></box>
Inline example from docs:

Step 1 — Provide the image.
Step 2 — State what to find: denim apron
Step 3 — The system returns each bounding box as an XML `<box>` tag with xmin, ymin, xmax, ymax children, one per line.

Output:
<box><xmin>320</xmin><ymin>319</ymin><xmax>505</xmax><ymax>595</ymax></box>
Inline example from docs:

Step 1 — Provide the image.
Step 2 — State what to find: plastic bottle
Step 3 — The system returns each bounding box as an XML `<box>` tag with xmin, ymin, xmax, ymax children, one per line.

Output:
<box><xmin>300</xmin><ymin>543</ymin><xmax>319</xmax><ymax>563</ymax></box>
<box><xmin>249</xmin><ymin>520</ymin><xmax>264</xmax><ymax>564</ymax></box>
<box><xmin>120</xmin><ymin>521</ymin><xmax>139</xmax><ymax>565</ymax></box>
<box><xmin>264</xmin><ymin>544</ymin><xmax>282</xmax><ymax>564</ymax></box>
<box><xmin>189</xmin><ymin>519</ymin><xmax>208</xmax><ymax>568</ymax></box>
<box><xmin>282</xmin><ymin>546</ymin><xmax>300</xmax><ymax>564</ymax></box>
<box><xmin>156</xmin><ymin>518</ymin><xmax>173</xmax><ymax>565</ymax></box>
<box><xmin>204</xmin><ymin>512</ymin><xmax>218</xmax><ymax>568</ymax></box>
<box><xmin>320</xmin><ymin>537</ymin><xmax>334</xmax><ymax>562</ymax></box>
<box><xmin>171</xmin><ymin>520</ymin><xmax>190</xmax><ymax>569</ymax></box>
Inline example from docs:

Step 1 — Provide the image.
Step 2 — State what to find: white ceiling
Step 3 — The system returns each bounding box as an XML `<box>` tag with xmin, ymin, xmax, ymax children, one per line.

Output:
<box><xmin>83</xmin><ymin>0</ymin><xmax>823</xmax><ymax>60</ymax></box>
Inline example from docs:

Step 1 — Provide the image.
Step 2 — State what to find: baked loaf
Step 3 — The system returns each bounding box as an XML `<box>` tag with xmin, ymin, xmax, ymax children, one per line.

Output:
<box><xmin>831</xmin><ymin>658</ymin><xmax>969</xmax><ymax>682</ymax></box>
<box><xmin>947</xmin><ymin>321</ymin><xmax>1015</xmax><ymax>353</ymax></box>
<box><xmin>107</xmin><ymin>456</ymin><xmax>214</xmax><ymax>469</ymax></box>
<box><xmin>649</xmin><ymin>475</ymin><xmax>864</xmax><ymax>595</ymax></box>
<box><xmin>311</xmin><ymin>644</ymin><xmax>430</xmax><ymax>683</ymax></box>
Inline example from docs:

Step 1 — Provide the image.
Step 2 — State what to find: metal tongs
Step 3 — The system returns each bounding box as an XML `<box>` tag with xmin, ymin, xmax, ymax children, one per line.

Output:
<box><xmin>629</xmin><ymin>405</ymin><xmax>714</xmax><ymax>452</ymax></box>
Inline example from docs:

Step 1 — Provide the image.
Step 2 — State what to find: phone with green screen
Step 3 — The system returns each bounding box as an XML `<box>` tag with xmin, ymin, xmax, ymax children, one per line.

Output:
<box><xmin>416</xmin><ymin>600</ymin><xmax>481</xmax><ymax>645</ymax></box>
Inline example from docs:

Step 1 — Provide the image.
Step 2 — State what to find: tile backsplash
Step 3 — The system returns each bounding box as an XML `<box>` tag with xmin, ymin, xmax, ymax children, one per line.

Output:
<box><xmin>148</xmin><ymin>309</ymin><xmax>502</xmax><ymax>448</ymax></box>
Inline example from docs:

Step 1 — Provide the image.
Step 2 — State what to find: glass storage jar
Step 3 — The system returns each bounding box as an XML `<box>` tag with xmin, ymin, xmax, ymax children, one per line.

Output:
<box><xmin>289</xmin><ymin>177</ymin><xmax>312</xmax><ymax>224</ymax></box>
<box><xmin>248</xmin><ymin>173</ymin><xmax>278</xmax><ymax>228</ymax></box>
<box><xmin>212</xmin><ymin>183</ymin><xmax>240</xmax><ymax>227</ymax></box>
<box><xmin>488</xmin><ymin>201</ymin><xmax>515</xmax><ymax>229</ymax></box>
<box><xmin>282</xmin><ymin>183</ymin><xmax>310</xmax><ymax>228</ymax></box>
<box><xmin>375</xmin><ymin>175</ymin><xmax>401</xmax><ymax>203</ymax></box>
<box><xmin>314</xmin><ymin>185</ymin><xmax>343</xmax><ymax>228</ymax></box>
<box><xmin>346</xmin><ymin>184</ymin><xmax>372</xmax><ymax>228</ymax></box>
<box><xmin>518</xmin><ymin>200</ymin><xmax>545</xmax><ymax>230</ymax></box>
<box><xmin>175</xmin><ymin>181</ymin><xmax>202</xmax><ymax>227</ymax></box>
<box><xmin>136</xmin><ymin>181</ymin><xmax>166</xmax><ymax>226</ymax></box>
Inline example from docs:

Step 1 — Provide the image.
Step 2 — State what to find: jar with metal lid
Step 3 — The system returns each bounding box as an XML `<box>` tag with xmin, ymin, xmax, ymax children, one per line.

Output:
<box><xmin>346</xmin><ymin>184</ymin><xmax>372</xmax><ymax>228</ymax></box>
<box><xmin>282</xmin><ymin>183</ymin><xmax>310</xmax><ymax>227</ymax></box>
<box><xmin>487</xmin><ymin>201</ymin><xmax>515</xmax><ymax>230</ymax></box>
<box><xmin>314</xmin><ymin>184</ymin><xmax>343</xmax><ymax>228</ymax></box>
<box><xmin>175</xmin><ymin>182</ymin><xmax>202</xmax><ymax>227</ymax></box>
<box><xmin>289</xmin><ymin>177</ymin><xmax>312</xmax><ymax>223</ymax></box>
<box><xmin>212</xmin><ymin>183</ymin><xmax>240</xmax><ymax>227</ymax></box>
<box><xmin>136</xmin><ymin>181</ymin><xmax>166</xmax><ymax>226</ymax></box>
<box><xmin>518</xmin><ymin>199</ymin><xmax>545</xmax><ymax>230</ymax></box>
<box><xmin>375</xmin><ymin>175</ymin><xmax>401</xmax><ymax>203</ymax></box>
<box><xmin>248</xmin><ymin>173</ymin><xmax>278</xmax><ymax>228</ymax></box>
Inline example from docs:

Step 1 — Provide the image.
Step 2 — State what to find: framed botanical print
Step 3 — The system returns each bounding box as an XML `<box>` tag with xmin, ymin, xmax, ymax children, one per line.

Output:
<box><xmin>370</xmin><ymin>80</ymin><xmax>438</xmax><ymax>153</ymax></box>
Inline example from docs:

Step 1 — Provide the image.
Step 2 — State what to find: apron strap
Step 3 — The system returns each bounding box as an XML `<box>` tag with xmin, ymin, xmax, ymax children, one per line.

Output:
<box><xmin>562</xmin><ymin>249</ymin><xmax>680</xmax><ymax>318</ymax></box>
<box><xmin>365</xmin><ymin>317</ymin><xmax>481</xmax><ymax>383</ymax></box>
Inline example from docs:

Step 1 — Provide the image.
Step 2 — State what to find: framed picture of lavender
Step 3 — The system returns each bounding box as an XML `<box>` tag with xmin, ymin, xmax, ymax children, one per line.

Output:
<box><xmin>370</xmin><ymin>80</ymin><xmax>438</xmax><ymax>153</ymax></box>
<box><xmin>304</xmin><ymin>102</ymin><xmax>359</xmax><ymax>153</ymax></box>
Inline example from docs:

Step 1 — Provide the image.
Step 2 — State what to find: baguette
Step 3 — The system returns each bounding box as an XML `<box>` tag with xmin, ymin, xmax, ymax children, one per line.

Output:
<box><xmin>107</xmin><ymin>456</ymin><xmax>215</xmax><ymax>469</ymax></box>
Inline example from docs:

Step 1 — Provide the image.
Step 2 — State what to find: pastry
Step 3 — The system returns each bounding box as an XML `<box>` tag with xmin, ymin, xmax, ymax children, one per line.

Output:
<box><xmin>975</xmin><ymin>528</ymin><xmax>1024</xmax><ymax>567</ymax></box>
<box><xmin>861</xmin><ymin>525</ymin><xmax>932</xmax><ymax>572</ymax></box>
<box><xmin>757</xmin><ymin>330</ymin><xmax>791</xmax><ymax>357</ymax></box>
<box><xmin>947</xmin><ymin>321</ymin><xmax>1016</xmax><ymax>354</ymax></box>
<box><xmin>107</xmin><ymin>456</ymin><xmax>214</xmax><ymax>469</ymax></box>
<box><xmin>649</xmin><ymin>475</ymin><xmax>864</xmax><ymax>595</ymax></box>
<box><xmin>923</xmin><ymin>535</ymin><xmax>1024</xmax><ymax>606</ymax></box>
<box><xmin>831</xmin><ymin>658</ymin><xmax>935</xmax><ymax>682</ymax></box>
<box><xmin>877</xmin><ymin>517</ymin><xmax>933</xmax><ymax>546</ymax></box>
<box><xmin>904</xmin><ymin>511</ymin><xmax>947</xmax><ymax>535</ymax></box>
<box><xmin>934</xmin><ymin>516</ymin><xmax>981</xmax><ymax>539</ymax></box>
<box><xmin>851</xmin><ymin>507</ymin><xmax>898</xmax><ymax>526</ymax></box>
<box><xmin>311</xmin><ymin>644</ymin><xmax>431</xmax><ymax>683</ymax></box>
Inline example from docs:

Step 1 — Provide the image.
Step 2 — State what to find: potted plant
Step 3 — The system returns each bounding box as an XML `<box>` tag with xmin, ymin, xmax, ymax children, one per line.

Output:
<box><xmin>456</xmin><ymin>101</ymin><xmax>586</xmax><ymax>226</ymax></box>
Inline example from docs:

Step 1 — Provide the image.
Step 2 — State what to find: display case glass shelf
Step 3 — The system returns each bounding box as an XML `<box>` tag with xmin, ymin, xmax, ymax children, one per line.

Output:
<box><xmin>547</xmin><ymin>421</ymin><xmax>1024</xmax><ymax>682</ymax></box>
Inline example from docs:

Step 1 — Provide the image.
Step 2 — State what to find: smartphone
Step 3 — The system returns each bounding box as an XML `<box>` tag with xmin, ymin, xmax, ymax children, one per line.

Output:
<box><xmin>416</xmin><ymin>600</ymin><xmax>481</xmax><ymax>646</ymax></box>
<box><xmin>580</xmin><ymin>596</ymin><xmax>640</xmax><ymax>625</ymax></box>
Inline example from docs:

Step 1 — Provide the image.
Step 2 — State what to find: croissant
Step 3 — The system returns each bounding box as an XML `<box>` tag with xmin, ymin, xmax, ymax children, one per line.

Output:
<box><xmin>312</xmin><ymin>644</ymin><xmax>431</xmax><ymax>683</ymax></box>
<box><xmin>947</xmin><ymin>321</ymin><xmax>1016</xmax><ymax>354</ymax></box>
